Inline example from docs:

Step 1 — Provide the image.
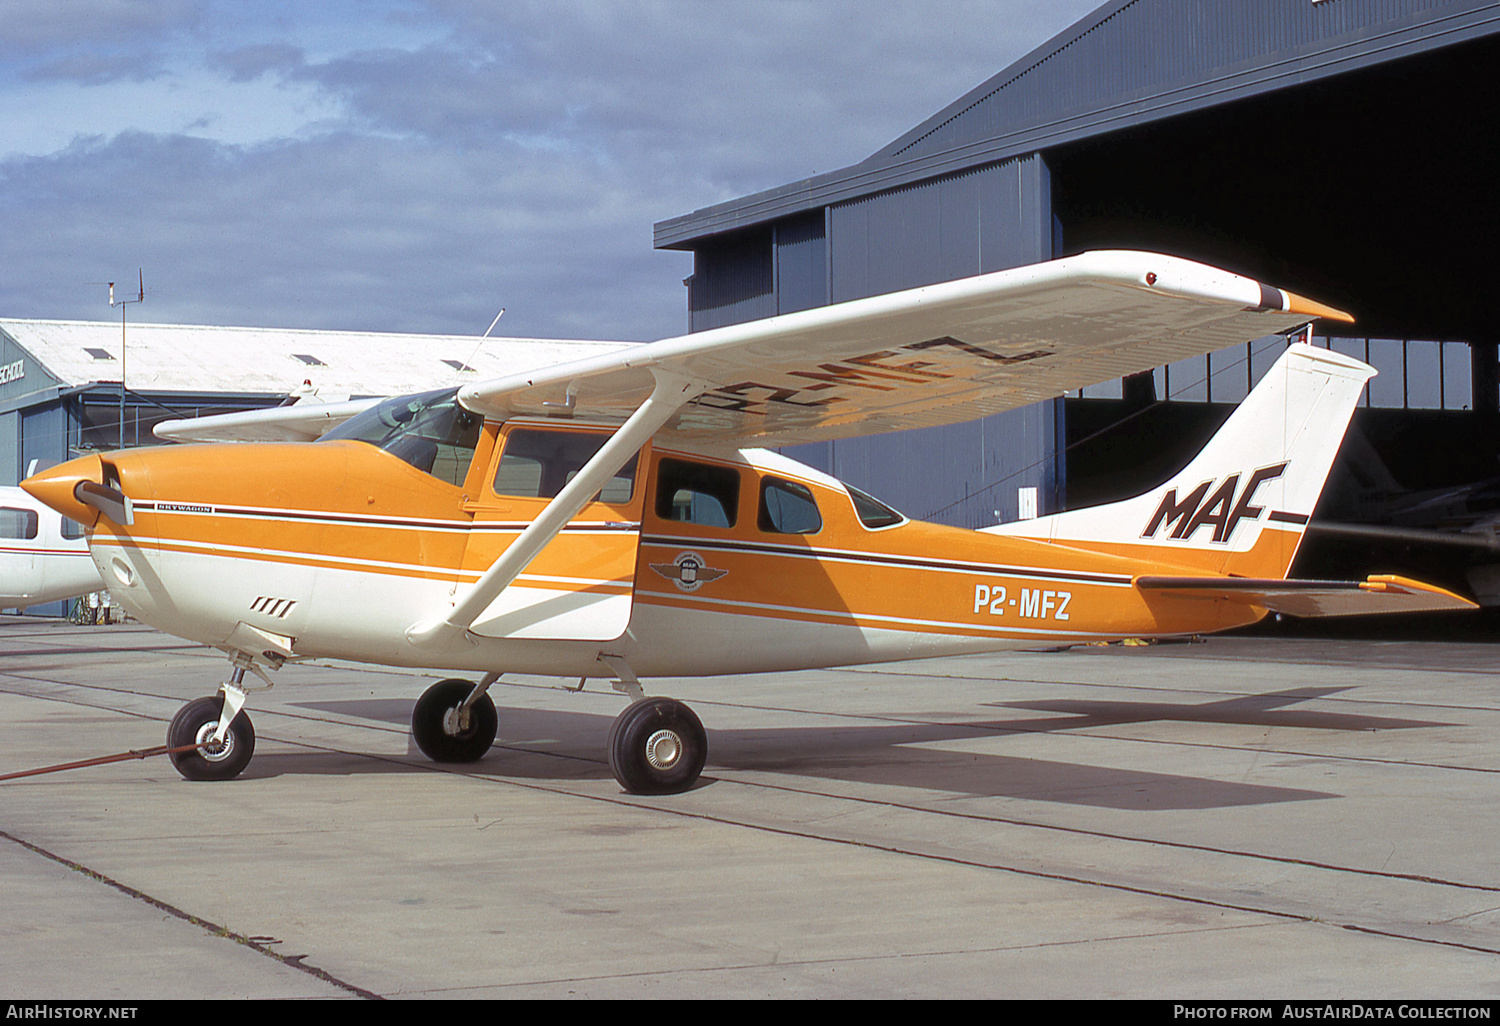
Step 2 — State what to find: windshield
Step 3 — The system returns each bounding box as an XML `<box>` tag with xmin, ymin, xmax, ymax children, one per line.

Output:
<box><xmin>321</xmin><ymin>387</ymin><xmax>482</xmax><ymax>487</ymax></box>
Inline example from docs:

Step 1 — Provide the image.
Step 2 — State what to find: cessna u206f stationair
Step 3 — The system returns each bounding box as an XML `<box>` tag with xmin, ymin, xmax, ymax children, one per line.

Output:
<box><xmin>22</xmin><ymin>252</ymin><xmax>1476</xmax><ymax>793</ymax></box>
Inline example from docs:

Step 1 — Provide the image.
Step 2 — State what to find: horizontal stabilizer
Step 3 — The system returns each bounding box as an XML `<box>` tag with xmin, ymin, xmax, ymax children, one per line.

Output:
<box><xmin>154</xmin><ymin>398</ymin><xmax>380</xmax><ymax>443</ymax></box>
<box><xmin>1135</xmin><ymin>574</ymin><xmax>1477</xmax><ymax>618</ymax></box>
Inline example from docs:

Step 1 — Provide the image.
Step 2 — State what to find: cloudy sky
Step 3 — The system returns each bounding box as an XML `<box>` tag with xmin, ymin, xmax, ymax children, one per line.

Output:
<box><xmin>0</xmin><ymin>0</ymin><xmax>1101</xmax><ymax>343</ymax></box>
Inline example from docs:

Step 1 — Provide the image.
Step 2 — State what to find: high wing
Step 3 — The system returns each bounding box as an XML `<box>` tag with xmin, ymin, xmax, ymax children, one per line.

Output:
<box><xmin>154</xmin><ymin>397</ymin><xmax>380</xmax><ymax>443</ymax></box>
<box><xmin>1135</xmin><ymin>574</ymin><xmax>1476</xmax><ymax>617</ymax></box>
<box><xmin>458</xmin><ymin>250</ymin><xmax>1352</xmax><ymax>447</ymax></box>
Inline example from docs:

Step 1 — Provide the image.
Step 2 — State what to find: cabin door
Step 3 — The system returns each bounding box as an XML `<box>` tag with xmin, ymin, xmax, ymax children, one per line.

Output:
<box><xmin>461</xmin><ymin>423</ymin><xmax>645</xmax><ymax>641</ymax></box>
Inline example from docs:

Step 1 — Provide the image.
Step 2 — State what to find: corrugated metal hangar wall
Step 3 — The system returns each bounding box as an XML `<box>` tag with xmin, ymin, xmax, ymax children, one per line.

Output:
<box><xmin>682</xmin><ymin>155</ymin><xmax>1060</xmax><ymax>528</ymax></box>
<box><xmin>657</xmin><ymin>0</ymin><xmax>1500</xmax><ymax>549</ymax></box>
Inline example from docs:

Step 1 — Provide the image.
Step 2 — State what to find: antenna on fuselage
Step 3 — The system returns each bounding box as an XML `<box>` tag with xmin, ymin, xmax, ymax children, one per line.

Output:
<box><xmin>456</xmin><ymin>308</ymin><xmax>505</xmax><ymax>383</ymax></box>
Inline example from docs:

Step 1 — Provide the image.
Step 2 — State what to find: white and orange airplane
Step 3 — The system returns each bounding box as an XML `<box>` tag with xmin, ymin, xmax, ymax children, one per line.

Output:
<box><xmin>1</xmin><ymin>484</ymin><xmax>102</xmax><ymax>611</ymax></box>
<box><xmin>20</xmin><ymin>251</ymin><xmax>1475</xmax><ymax>792</ymax></box>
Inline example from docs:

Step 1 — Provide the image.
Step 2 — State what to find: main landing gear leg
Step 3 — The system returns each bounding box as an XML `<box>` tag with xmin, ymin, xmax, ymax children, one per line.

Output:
<box><xmin>411</xmin><ymin>674</ymin><xmax>499</xmax><ymax>763</ymax></box>
<box><xmin>602</xmin><ymin>658</ymin><xmax>707</xmax><ymax>796</ymax></box>
<box><xmin>167</xmin><ymin>660</ymin><xmax>265</xmax><ymax>782</ymax></box>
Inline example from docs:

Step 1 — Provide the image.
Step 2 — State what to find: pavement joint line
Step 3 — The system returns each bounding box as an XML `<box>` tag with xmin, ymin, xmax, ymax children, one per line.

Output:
<box><xmin>592</xmin><ymin>797</ymin><xmax>1500</xmax><ymax>957</ymax></box>
<box><xmin>404</xmin><ymin>919</ymin><xmax>1290</xmax><ymax>995</ymax></box>
<box><xmin>309</xmin><ymin>754</ymin><xmax>1500</xmax><ymax>958</ymax></box>
<box><xmin>723</xmin><ymin>775</ymin><xmax>1500</xmax><ymax>895</ymax></box>
<box><xmin>9</xmin><ymin>677</ymin><xmax>1498</xmax><ymax>896</ymax></box>
<box><xmin>0</xmin><ymin>828</ymin><xmax>383</xmax><ymax>1000</ymax></box>
<box><xmin>832</xmin><ymin>666</ymin><xmax>1500</xmax><ymax>712</ymax></box>
<box><xmin>647</xmin><ymin>692</ymin><xmax>1500</xmax><ymax>778</ymax></box>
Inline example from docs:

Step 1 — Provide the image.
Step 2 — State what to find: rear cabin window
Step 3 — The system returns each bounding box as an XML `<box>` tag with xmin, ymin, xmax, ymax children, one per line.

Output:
<box><xmin>60</xmin><ymin>517</ymin><xmax>86</xmax><ymax>540</ymax></box>
<box><xmin>847</xmin><ymin>485</ymin><xmax>905</xmax><ymax>529</ymax></box>
<box><xmin>655</xmin><ymin>459</ymin><xmax>740</xmax><ymax>528</ymax></box>
<box><xmin>493</xmin><ymin>429</ymin><xmax>636</xmax><ymax>503</ymax></box>
<box><xmin>759</xmin><ymin>478</ymin><xmax>822</xmax><ymax>535</ymax></box>
<box><xmin>0</xmin><ymin>507</ymin><xmax>39</xmax><ymax>540</ymax></box>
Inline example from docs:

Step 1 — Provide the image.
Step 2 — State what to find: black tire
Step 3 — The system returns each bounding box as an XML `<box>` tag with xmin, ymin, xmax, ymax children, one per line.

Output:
<box><xmin>167</xmin><ymin>695</ymin><xmax>256</xmax><ymax>782</ymax></box>
<box><xmin>411</xmin><ymin>679</ymin><xmax>498</xmax><ymax>763</ymax></box>
<box><xmin>608</xmin><ymin>697</ymin><xmax>707</xmax><ymax>795</ymax></box>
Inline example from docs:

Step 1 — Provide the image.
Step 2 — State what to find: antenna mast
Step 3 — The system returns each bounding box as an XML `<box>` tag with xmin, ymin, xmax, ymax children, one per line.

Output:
<box><xmin>108</xmin><ymin>270</ymin><xmax>145</xmax><ymax>450</ymax></box>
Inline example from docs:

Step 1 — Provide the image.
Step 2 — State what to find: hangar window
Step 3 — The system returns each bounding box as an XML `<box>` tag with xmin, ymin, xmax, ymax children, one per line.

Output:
<box><xmin>1082</xmin><ymin>337</ymin><xmax>1474</xmax><ymax>412</ymax></box>
<box><xmin>655</xmin><ymin>459</ymin><xmax>739</xmax><ymax>528</ymax></box>
<box><xmin>83</xmin><ymin>348</ymin><xmax>114</xmax><ymax>361</ymax></box>
<box><xmin>0</xmin><ymin>507</ymin><xmax>39</xmax><ymax>540</ymax></box>
<box><xmin>292</xmin><ymin>353</ymin><xmax>327</xmax><ymax>367</ymax></box>
<box><xmin>1324</xmin><ymin>337</ymin><xmax>1472</xmax><ymax>410</ymax></box>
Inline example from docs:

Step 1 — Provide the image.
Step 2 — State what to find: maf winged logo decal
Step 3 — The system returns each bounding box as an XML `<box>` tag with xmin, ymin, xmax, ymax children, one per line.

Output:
<box><xmin>649</xmin><ymin>551</ymin><xmax>729</xmax><ymax>593</ymax></box>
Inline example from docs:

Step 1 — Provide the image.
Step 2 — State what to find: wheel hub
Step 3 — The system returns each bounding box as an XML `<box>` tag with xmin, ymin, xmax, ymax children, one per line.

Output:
<box><xmin>644</xmin><ymin>728</ymin><xmax>682</xmax><ymax>770</ymax></box>
<box><xmin>193</xmin><ymin>722</ymin><xmax>234</xmax><ymax>763</ymax></box>
<box><xmin>441</xmin><ymin>706</ymin><xmax>472</xmax><ymax>737</ymax></box>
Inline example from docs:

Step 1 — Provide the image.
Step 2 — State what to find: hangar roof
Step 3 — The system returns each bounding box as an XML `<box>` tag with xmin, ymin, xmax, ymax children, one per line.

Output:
<box><xmin>654</xmin><ymin>0</ymin><xmax>1500</xmax><ymax>250</ymax></box>
<box><xmin>0</xmin><ymin>319</ymin><xmax>635</xmax><ymax>402</ymax></box>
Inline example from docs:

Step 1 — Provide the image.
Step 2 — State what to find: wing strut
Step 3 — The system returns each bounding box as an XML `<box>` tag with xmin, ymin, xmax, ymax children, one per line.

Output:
<box><xmin>405</xmin><ymin>369</ymin><xmax>706</xmax><ymax>651</ymax></box>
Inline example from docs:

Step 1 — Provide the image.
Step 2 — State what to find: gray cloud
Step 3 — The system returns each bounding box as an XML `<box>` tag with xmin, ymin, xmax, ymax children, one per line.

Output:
<box><xmin>0</xmin><ymin>0</ymin><xmax>1101</xmax><ymax>345</ymax></box>
<box><xmin>0</xmin><ymin>0</ymin><xmax>202</xmax><ymax>64</ymax></box>
<box><xmin>211</xmin><ymin>43</ymin><xmax>308</xmax><ymax>82</ymax></box>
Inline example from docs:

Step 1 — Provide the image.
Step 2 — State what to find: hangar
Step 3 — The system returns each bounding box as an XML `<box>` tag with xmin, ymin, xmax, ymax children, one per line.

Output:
<box><xmin>655</xmin><ymin>0</ymin><xmax>1500</xmax><ymax>599</ymax></box>
<box><xmin>0</xmin><ymin>319</ymin><xmax>630</xmax><ymax>488</ymax></box>
<box><xmin>0</xmin><ymin>320</ymin><xmax>629</xmax><ymax>613</ymax></box>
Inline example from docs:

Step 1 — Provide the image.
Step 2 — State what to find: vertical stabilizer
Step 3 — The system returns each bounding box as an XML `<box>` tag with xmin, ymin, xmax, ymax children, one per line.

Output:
<box><xmin>986</xmin><ymin>343</ymin><xmax>1373</xmax><ymax>578</ymax></box>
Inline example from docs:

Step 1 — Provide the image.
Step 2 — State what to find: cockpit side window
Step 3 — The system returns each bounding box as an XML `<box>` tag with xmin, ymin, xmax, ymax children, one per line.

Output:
<box><xmin>493</xmin><ymin>429</ymin><xmax>636</xmax><ymax>503</ymax></box>
<box><xmin>655</xmin><ymin>458</ymin><xmax>740</xmax><ymax>528</ymax></box>
<box><xmin>759</xmin><ymin>477</ymin><xmax>822</xmax><ymax>535</ymax></box>
<box><xmin>320</xmin><ymin>388</ymin><xmax>482</xmax><ymax>487</ymax></box>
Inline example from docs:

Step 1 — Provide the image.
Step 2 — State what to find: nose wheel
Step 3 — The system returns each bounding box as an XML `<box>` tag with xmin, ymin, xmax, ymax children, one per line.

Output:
<box><xmin>608</xmin><ymin>697</ymin><xmax>707</xmax><ymax>795</ymax></box>
<box><xmin>167</xmin><ymin>695</ymin><xmax>256</xmax><ymax>781</ymax></box>
<box><xmin>411</xmin><ymin>678</ymin><xmax>499</xmax><ymax>763</ymax></box>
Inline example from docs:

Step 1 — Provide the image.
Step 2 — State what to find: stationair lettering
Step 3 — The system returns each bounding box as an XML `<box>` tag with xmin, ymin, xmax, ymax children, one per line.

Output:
<box><xmin>1142</xmin><ymin>463</ymin><xmax>1288</xmax><ymax>544</ymax></box>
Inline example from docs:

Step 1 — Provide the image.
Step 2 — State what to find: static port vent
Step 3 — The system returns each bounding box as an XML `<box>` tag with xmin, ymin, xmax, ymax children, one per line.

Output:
<box><xmin>250</xmin><ymin>596</ymin><xmax>297</xmax><ymax>619</ymax></box>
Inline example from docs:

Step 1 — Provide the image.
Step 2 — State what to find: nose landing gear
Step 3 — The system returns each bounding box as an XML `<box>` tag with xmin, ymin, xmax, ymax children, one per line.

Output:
<box><xmin>167</xmin><ymin>693</ymin><xmax>256</xmax><ymax>781</ymax></box>
<box><xmin>166</xmin><ymin>656</ymin><xmax>271</xmax><ymax>782</ymax></box>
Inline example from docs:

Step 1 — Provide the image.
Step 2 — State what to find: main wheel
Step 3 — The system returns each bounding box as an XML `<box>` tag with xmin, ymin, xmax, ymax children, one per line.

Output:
<box><xmin>608</xmin><ymin>697</ymin><xmax>707</xmax><ymax>795</ymax></box>
<box><xmin>167</xmin><ymin>695</ymin><xmax>256</xmax><ymax>782</ymax></box>
<box><xmin>412</xmin><ymin>678</ymin><xmax>498</xmax><ymax>763</ymax></box>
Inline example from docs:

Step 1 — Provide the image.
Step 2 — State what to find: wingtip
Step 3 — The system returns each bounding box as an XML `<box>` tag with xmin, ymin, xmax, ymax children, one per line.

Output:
<box><xmin>1283</xmin><ymin>289</ymin><xmax>1355</xmax><ymax>325</ymax></box>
